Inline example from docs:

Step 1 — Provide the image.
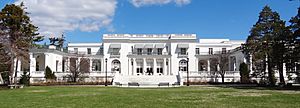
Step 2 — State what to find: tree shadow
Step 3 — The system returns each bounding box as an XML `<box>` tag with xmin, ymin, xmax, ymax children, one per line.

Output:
<box><xmin>213</xmin><ymin>84</ymin><xmax>300</xmax><ymax>91</ymax></box>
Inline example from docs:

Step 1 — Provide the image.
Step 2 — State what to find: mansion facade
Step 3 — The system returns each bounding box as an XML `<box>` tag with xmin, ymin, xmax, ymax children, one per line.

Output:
<box><xmin>12</xmin><ymin>34</ymin><xmax>288</xmax><ymax>86</ymax></box>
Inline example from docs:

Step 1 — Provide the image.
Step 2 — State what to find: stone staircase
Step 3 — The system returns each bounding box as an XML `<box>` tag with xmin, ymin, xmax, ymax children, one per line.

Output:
<box><xmin>113</xmin><ymin>74</ymin><xmax>180</xmax><ymax>87</ymax></box>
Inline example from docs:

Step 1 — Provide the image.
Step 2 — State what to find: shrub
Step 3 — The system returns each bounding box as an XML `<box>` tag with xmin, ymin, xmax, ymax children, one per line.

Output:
<box><xmin>19</xmin><ymin>71</ymin><xmax>30</xmax><ymax>86</ymax></box>
<box><xmin>45</xmin><ymin>66</ymin><xmax>56</xmax><ymax>81</ymax></box>
<box><xmin>239</xmin><ymin>62</ymin><xmax>250</xmax><ymax>83</ymax></box>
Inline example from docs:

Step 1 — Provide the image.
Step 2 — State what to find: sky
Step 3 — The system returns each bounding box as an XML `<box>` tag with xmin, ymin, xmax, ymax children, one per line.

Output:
<box><xmin>0</xmin><ymin>0</ymin><xmax>299</xmax><ymax>43</ymax></box>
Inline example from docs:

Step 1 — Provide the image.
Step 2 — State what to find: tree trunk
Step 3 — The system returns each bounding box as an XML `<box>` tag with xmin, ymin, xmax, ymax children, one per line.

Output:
<box><xmin>267</xmin><ymin>57</ymin><xmax>275</xmax><ymax>86</ymax></box>
<box><xmin>221</xmin><ymin>71</ymin><xmax>225</xmax><ymax>83</ymax></box>
<box><xmin>0</xmin><ymin>73</ymin><xmax>3</xmax><ymax>84</ymax></box>
<box><xmin>9</xmin><ymin>57</ymin><xmax>14</xmax><ymax>85</ymax></box>
<box><xmin>278</xmin><ymin>62</ymin><xmax>285</xmax><ymax>85</ymax></box>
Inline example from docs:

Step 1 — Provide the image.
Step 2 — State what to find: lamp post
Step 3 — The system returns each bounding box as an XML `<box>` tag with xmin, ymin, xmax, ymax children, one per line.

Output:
<box><xmin>187</xmin><ymin>58</ymin><xmax>189</xmax><ymax>86</ymax></box>
<box><xmin>105</xmin><ymin>58</ymin><xmax>108</xmax><ymax>86</ymax></box>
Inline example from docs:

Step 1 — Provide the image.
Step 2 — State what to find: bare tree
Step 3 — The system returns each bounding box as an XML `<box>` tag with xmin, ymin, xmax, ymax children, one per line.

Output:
<box><xmin>218</xmin><ymin>53</ymin><xmax>230</xmax><ymax>83</ymax></box>
<box><xmin>65</xmin><ymin>54</ymin><xmax>90</xmax><ymax>82</ymax></box>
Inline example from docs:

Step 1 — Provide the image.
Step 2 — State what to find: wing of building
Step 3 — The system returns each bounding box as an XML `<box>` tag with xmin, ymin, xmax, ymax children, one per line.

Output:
<box><xmin>14</xmin><ymin>34</ymin><xmax>249</xmax><ymax>86</ymax></box>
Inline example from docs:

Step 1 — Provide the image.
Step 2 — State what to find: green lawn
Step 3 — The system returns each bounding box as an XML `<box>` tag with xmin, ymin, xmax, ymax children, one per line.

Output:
<box><xmin>0</xmin><ymin>86</ymin><xmax>299</xmax><ymax>108</ymax></box>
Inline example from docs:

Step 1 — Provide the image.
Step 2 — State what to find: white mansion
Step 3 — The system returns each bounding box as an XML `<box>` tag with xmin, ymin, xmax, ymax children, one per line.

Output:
<box><xmin>13</xmin><ymin>34</ymin><xmax>288</xmax><ymax>86</ymax></box>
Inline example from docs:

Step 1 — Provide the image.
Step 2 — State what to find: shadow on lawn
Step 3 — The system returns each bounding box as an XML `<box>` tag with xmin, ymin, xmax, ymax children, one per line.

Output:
<box><xmin>210</xmin><ymin>84</ymin><xmax>300</xmax><ymax>91</ymax></box>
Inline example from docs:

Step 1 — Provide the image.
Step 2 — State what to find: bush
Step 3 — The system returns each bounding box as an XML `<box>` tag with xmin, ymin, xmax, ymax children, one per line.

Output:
<box><xmin>239</xmin><ymin>62</ymin><xmax>250</xmax><ymax>83</ymax></box>
<box><xmin>19</xmin><ymin>71</ymin><xmax>30</xmax><ymax>86</ymax></box>
<box><xmin>45</xmin><ymin>66</ymin><xmax>56</xmax><ymax>81</ymax></box>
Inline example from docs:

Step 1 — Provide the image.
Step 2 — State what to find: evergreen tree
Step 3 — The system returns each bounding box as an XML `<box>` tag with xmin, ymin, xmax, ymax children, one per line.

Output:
<box><xmin>0</xmin><ymin>3</ymin><xmax>43</xmax><ymax>84</ymax></box>
<box><xmin>245</xmin><ymin>6</ymin><xmax>288</xmax><ymax>86</ymax></box>
<box><xmin>289</xmin><ymin>7</ymin><xmax>300</xmax><ymax>82</ymax></box>
<box><xmin>19</xmin><ymin>71</ymin><xmax>30</xmax><ymax>86</ymax></box>
<box><xmin>239</xmin><ymin>62</ymin><xmax>250</xmax><ymax>83</ymax></box>
<box><xmin>45</xmin><ymin>66</ymin><xmax>56</xmax><ymax>81</ymax></box>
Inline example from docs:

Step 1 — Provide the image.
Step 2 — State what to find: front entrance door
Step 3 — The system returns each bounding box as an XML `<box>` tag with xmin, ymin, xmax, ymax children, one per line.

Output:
<box><xmin>112</xmin><ymin>60</ymin><xmax>121</xmax><ymax>74</ymax></box>
<box><xmin>146</xmin><ymin>67</ymin><xmax>153</xmax><ymax>75</ymax></box>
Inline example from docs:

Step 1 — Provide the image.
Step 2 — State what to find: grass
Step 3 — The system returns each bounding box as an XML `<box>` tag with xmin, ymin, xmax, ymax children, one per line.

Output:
<box><xmin>0</xmin><ymin>86</ymin><xmax>299</xmax><ymax>108</ymax></box>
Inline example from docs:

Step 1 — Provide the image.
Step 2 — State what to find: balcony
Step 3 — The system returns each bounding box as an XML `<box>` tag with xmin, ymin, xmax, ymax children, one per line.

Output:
<box><xmin>68</xmin><ymin>51</ymin><xmax>103</xmax><ymax>55</ymax></box>
<box><xmin>127</xmin><ymin>52</ymin><xmax>170</xmax><ymax>58</ymax></box>
<box><xmin>110</xmin><ymin>52</ymin><xmax>120</xmax><ymax>58</ymax></box>
<box><xmin>178</xmin><ymin>52</ymin><xmax>188</xmax><ymax>58</ymax></box>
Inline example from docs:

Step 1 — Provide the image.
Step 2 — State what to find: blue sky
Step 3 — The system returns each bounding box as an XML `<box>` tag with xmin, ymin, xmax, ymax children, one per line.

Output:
<box><xmin>0</xmin><ymin>0</ymin><xmax>299</xmax><ymax>43</ymax></box>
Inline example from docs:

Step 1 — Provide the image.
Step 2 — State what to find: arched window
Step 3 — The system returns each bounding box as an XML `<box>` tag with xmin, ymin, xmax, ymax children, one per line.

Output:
<box><xmin>198</xmin><ymin>60</ymin><xmax>207</xmax><ymax>71</ymax></box>
<box><xmin>179</xmin><ymin>60</ymin><xmax>187</xmax><ymax>71</ymax></box>
<box><xmin>111</xmin><ymin>60</ymin><xmax>121</xmax><ymax>73</ymax></box>
<box><xmin>92</xmin><ymin>59</ymin><xmax>101</xmax><ymax>71</ymax></box>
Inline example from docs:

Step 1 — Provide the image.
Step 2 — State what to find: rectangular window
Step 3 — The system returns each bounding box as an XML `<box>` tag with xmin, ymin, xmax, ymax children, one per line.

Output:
<box><xmin>137</xmin><ymin>48</ymin><xmax>142</xmax><ymax>55</ymax></box>
<box><xmin>147</xmin><ymin>48</ymin><xmax>152</xmax><ymax>55</ymax></box>
<box><xmin>92</xmin><ymin>60</ymin><xmax>101</xmax><ymax>71</ymax></box>
<box><xmin>196</xmin><ymin>48</ymin><xmax>199</xmax><ymax>55</ymax></box>
<box><xmin>209</xmin><ymin>48</ymin><xmax>213</xmax><ymax>55</ymax></box>
<box><xmin>137</xmin><ymin>68</ymin><xmax>143</xmax><ymax>74</ymax></box>
<box><xmin>111</xmin><ymin>48</ymin><xmax>119</xmax><ymax>55</ymax></box>
<box><xmin>56</xmin><ymin>60</ymin><xmax>59</xmax><ymax>72</ymax></box>
<box><xmin>87</xmin><ymin>48</ymin><xmax>91</xmax><ymax>54</ymax></box>
<box><xmin>157</xmin><ymin>68</ymin><xmax>163</xmax><ymax>74</ymax></box>
<box><xmin>62</xmin><ymin>59</ymin><xmax>65</xmax><ymax>72</ymax></box>
<box><xmin>157</xmin><ymin>48</ymin><xmax>163</xmax><ymax>55</ymax></box>
<box><xmin>180</xmin><ymin>48</ymin><xmax>187</xmax><ymax>55</ymax></box>
<box><xmin>222</xmin><ymin>48</ymin><xmax>226</xmax><ymax>54</ymax></box>
<box><xmin>166</xmin><ymin>46</ymin><xmax>169</xmax><ymax>54</ymax></box>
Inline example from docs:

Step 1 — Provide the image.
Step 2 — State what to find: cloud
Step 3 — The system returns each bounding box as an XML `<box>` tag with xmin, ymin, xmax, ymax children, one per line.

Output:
<box><xmin>14</xmin><ymin>0</ymin><xmax>117</xmax><ymax>37</ymax></box>
<box><xmin>175</xmin><ymin>0</ymin><xmax>191</xmax><ymax>6</ymax></box>
<box><xmin>130</xmin><ymin>0</ymin><xmax>191</xmax><ymax>7</ymax></box>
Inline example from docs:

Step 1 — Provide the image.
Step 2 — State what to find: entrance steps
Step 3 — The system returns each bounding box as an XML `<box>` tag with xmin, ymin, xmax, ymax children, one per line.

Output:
<box><xmin>113</xmin><ymin>74</ymin><xmax>180</xmax><ymax>87</ymax></box>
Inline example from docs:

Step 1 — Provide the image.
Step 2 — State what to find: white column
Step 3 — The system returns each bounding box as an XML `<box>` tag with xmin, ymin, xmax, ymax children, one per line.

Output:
<box><xmin>153</xmin><ymin>58</ymin><xmax>157</xmax><ymax>75</ymax></box>
<box><xmin>265</xmin><ymin>55</ymin><xmax>268</xmax><ymax>73</ymax></box>
<box><xmin>89</xmin><ymin>59</ymin><xmax>93</xmax><ymax>72</ymax></box>
<box><xmin>233</xmin><ymin>61</ymin><xmax>236</xmax><ymax>71</ymax></box>
<box><xmin>66</xmin><ymin>57</ymin><xmax>70</xmax><ymax>72</ymax></box>
<box><xmin>166</xmin><ymin>58</ymin><xmax>171</xmax><ymax>75</ymax></box>
<box><xmin>29</xmin><ymin>53</ymin><xmax>36</xmax><ymax>74</ymax></box>
<box><xmin>163</xmin><ymin>58</ymin><xmax>167</xmax><ymax>75</ymax></box>
<box><xmin>283</xmin><ymin>63</ymin><xmax>287</xmax><ymax>80</ymax></box>
<box><xmin>132</xmin><ymin>58</ymin><xmax>136</xmax><ymax>75</ymax></box>
<box><xmin>143</xmin><ymin>58</ymin><xmax>147</xmax><ymax>75</ymax></box>
<box><xmin>250</xmin><ymin>54</ymin><xmax>253</xmax><ymax>74</ymax></box>
<box><xmin>128</xmin><ymin>59</ymin><xmax>130</xmax><ymax>76</ymax></box>
<box><xmin>207</xmin><ymin>59</ymin><xmax>210</xmax><ymax>71</ymax></box>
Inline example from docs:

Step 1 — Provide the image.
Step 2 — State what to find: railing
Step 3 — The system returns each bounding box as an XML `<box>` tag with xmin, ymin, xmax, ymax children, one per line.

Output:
<box><xmin>180</xmin><ymin>71</ymin><xmax>240</xmax><ymax>78</ymax></box>
<box><xmin>110</xmin><ymin>52</ymin><xmax>120</xmax><ymax>58</ymax></box>
<box><xmin>68</xmin><ymin>51</ymin><xmax>103</xmax><ymax>55</ymax></box>
<box><xmin>29</xmin><ymin>71</ymin><xmax>117</xmax><ymax>78</ymax></box>
<box><xmin>178</xmin><ymin>52</ymin><xmax>188</xmax><ymax>58</ymax></box>
<box><xmin>103</xmin><ymin>34</ymin><xmax>196</xmax><ymax>39</ymax></box>
<box><xmin>32</xmin><ymin>71</ymin><xmax>44</xmax><ymax>75</ymax></box>
<box><xmin>110</xmin><ymin>52</ymin><xmax>120</xmax><ymax>55</ymax></box>
<box><xmin>195</xmin><ymin>48</ymin><xmax>242</xmax><ymax>56</ymax></box>
<box><xmin>128</xmin><ymin>52</ymin><xmax>169</xmax><ymax>56</ymax></box>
